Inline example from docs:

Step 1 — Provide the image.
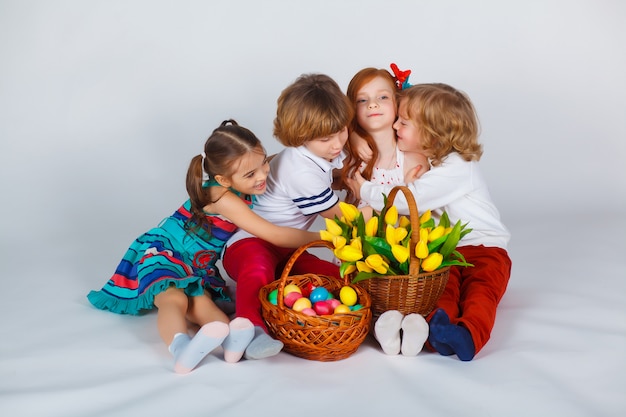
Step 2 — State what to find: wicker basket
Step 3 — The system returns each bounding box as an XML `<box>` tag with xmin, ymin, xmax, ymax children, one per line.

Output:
<box><xmin>259</xmin><ymin>240</ymin><xmax>372</xmax><ymax>361</ymax></box>
<box><xmin>359</xmin><ymin>186</ymin><xmax>450</xmax><ymax>317</ymax></box>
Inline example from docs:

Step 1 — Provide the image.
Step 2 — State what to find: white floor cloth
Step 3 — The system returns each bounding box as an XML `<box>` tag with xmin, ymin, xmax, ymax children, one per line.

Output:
<box><xmin>1</xmin><ymin>211</ymin><xmax>624</xmax><ymax>417</ymax></box>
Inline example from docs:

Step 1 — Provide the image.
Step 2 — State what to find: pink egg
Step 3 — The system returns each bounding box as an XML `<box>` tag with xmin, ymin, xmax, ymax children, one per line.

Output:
<box><xmin>326</xmin><ymin>298</ymin><xmax>341</xmax><ymax>309</ymax></box>
<box><xmin>301</xmin><ymin>308</ymin><xmax>316</xmax><ymax>316</ymax></box>
<box><xmin>284</xmin><ymin>291</ymin><xmax>303</xmax><ymax>308</ymax></box>
<box><xmin>313</xmin><ymin>301</ymin><xmax>333</xmax><ymax>315</ymax></box>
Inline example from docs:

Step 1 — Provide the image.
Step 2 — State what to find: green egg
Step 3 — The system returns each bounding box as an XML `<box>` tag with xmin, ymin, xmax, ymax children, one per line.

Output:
<box><xmin>268</xmin><ymin>289</ymin><xmax>278</xmax><ymax>305</ymax></box>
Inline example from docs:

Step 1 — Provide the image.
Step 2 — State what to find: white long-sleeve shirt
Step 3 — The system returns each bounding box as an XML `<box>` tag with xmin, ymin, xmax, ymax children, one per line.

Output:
<box><xmin>359</xmin><ymin>152</ymin><xmax>510</xmax><ymax>249</ymax></box>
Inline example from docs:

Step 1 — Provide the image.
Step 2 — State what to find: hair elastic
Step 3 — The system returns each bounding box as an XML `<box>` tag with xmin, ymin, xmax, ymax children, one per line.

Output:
<box><xmin>200</xmin><ymin>152</ymin><xmax>210</xmax><ymax>181</ymax></box>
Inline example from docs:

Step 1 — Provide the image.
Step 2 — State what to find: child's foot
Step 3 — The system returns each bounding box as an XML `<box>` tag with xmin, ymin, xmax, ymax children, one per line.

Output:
<box><xmin>374</xmin><ymin>310</ymin><xmax>403</xmax><ymax>355</ymax></box>
<box><xmin>222</xmin><ymin>317</ymin><xmax>255</xmax><ymax>363</ymax></box>
<box><xmin>173</xmin><ymin>321</ymin><xmax>229</xmax><ymax>374</ymax></box>
<box><xmin>428</xmin><ymin>309</ymin><xmax>475</xmax><ymax>361</ymax></box>
<box><xmin>400</xmin><ymin>313</ymin><xmax>429</xmax><ymax>356</ymax></box>
<box><xmin>243</xmin><ymin>326</ymin><xmax>283</xmax><ymax>360</ymax></box>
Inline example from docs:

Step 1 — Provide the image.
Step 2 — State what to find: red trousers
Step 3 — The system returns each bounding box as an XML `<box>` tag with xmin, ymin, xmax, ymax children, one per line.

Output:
<box><xmin>427</xmin><ymin>245</ymin><xmax>511</xmax><ymax>355</ymax></box>
<box><xmin>222</xmin><ymin>238</ymin><xmax>340</xmax><ymax>330</ymax></box>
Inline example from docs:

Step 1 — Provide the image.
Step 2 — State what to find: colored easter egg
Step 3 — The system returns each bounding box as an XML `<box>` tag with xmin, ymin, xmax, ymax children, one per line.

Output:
<box><xmin>301</xmin><ymin>308</ymin><xmax>316</xmax><ymax>316</ymax></box>
<box><xmin>326</xmin><ymin>298</ymin><xmax>341</xmax><ymax>310</ymax></box>
<box><xmin>334</xmin><ymin>304</ymin><xmax>351</xmax><ymax>314</ymax></box>
<box><xmin>301</xmin><ymin>283</ymin><xmax>315</xmax><ymax>298</ymax></box>
<box><xmin>292</xmin><ymin>297</ymin><xmax>312</xmax><ymax>312</ymax></box>
<box><xmin>268</xmin><ymin>289</ymin><xmax>278</xmax><ymax>305</ymax></box>
<box><xmin>284</xmin><ymin>284</ymin><xmax>302</xmax><ymax>296</ymax></box>
<box><xmin>284</xmin><ymin>291</ymin><xmax>303</xmax><ymax>308</ymax></box>
<box><xmin>310</xmin><ymin>287</ymin><xmax>330</xmax><ymax>303</ymax></box>
<box><xmin>313</xmin><ymin>301</ymin><xmax>332</xmax><ymax>315</ymax></box>
<box><xmin>350</xmin><ymin>304</ymin><xmax>362</xmax><ymax>311</ymax></box>
<box><xmin>339</xmin><ymin>286</ymin><xmax>358</xmax><ymax>306</ymax></box>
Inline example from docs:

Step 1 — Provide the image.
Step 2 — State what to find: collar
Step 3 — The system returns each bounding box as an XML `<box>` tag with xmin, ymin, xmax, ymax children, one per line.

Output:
<box><xmin>295</xmin><ymin>145</ymin><xmax>346</xmax><ymax>172</ymax></box>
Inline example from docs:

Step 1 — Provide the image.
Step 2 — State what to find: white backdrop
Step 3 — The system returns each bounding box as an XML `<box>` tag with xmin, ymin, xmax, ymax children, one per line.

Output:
<box><xmin>1</xmin><ymin>0</ymin><xmax>625</xmax><ymax>276</ymax></box>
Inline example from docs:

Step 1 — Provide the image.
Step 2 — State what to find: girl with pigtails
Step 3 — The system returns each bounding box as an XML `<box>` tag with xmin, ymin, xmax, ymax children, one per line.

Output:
<box><xmin>87</xmin><ymin>120</ymin><xmax>320</xmax><ymax>373</ymax></box>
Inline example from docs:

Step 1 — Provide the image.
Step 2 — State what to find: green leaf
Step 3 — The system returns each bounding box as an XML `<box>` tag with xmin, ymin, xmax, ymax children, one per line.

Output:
<box><xmin>427</xmin><ymin>234</ymin><xmax>448</xmax><ymax>253</ymax></box>
<box><xmin>351</xmin><ymin>271</ymin><xmax>379</xmax><ymax>284</ymax></box>
<box><xmin>355</xmin><ymin>212</ymin><xmax>366</xmax><ymax>238</ymax></box>
<box><xmin>439</xmin><ymin>211</ymin><xmax>451</xmax><ymax>228</ymax></box>
<box><xmin>363</xmin><ymin>236</ymin><xmax>394</xmax><ymax>260</ymax></box>
<box><xmin>339</xmin><ymin>262</ymin><xmax>355</xmax><ymax>278</ymax></box>
<box><xmin>420</xmin><ymin>218</ymin><xmax>435</xmax><ymax>229</ymax></box>
<box><xmin>440</xmin><ymin>260</ymin><xmax>474</xmax><ymax>268</ymax></box>
<box><xmin>459</xmin><ymin>226</ymin><xmax>473</xmax><ymax>240</ymax></box>
<box><xmin>439</xmin><ymin>220</ymin><xmax>462</xmax><ymax>258</ymax></box>
<box><xmin>333</xmin><ymin>215</ymin><xmax>352</xmax><ymax>239</ymax></box>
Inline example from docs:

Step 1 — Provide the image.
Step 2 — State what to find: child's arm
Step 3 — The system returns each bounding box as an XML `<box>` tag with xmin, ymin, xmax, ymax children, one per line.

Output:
<box><xmin>212</xmin><ymin>192</ymin><xmax>320</xmax><ymax>248</ymax></box>
<box><xmin>349</xmin><ymin>131</ymin><xmax>373</xmax><ymax>162</ymax></box>
<box><xmin>403</xmin><ymin>151</ymin><xmax>430</xmax><ymax>183</ymax></box>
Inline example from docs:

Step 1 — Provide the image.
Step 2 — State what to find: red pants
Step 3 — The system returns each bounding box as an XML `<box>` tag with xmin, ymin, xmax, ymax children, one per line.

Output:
<box><xmin>222</xmin><ymin>238</ymin><xmax>340</xmax><ymax>330</ymax></box>
<box><xmin>427</xmin><ymin>245</ymin><xmax>511</xmax><ymax>355</ymax></box>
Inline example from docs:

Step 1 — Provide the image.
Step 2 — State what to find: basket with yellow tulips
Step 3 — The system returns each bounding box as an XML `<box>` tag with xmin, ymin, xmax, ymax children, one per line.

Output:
<box><xmin>320</xmin><ymin>186</ymin><xmax>473</xmax><ymax>317</ymax></box>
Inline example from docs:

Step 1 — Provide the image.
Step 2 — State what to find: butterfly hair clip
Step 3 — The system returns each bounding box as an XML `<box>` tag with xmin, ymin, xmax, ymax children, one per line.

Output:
<box><xmin>390</xmin><ymin>63</ymin><xmax>412</xmax><ymax>90</ymax></box>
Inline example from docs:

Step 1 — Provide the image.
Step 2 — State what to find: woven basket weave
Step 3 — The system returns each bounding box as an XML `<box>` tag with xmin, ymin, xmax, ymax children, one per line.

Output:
<box><xmin>259</xmin><ymin>240</ymin><xmax>372</xmax><ymax>361</ymax></box>
<box><xmin>359</xmin><ymin>186</ymin><xmax>450</xmax><ymax>317</ymax></box>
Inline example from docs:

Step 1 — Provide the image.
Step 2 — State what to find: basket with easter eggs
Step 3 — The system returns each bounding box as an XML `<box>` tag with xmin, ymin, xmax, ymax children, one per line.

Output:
<box><xmin>321</xmin><ymin>186</ymin><xmax>472</xmax><ymax>317</ymax></box>
<box><xmin>258</xmin><ymin>240</ymin><xmax>372</xmax><ymax>361</ymax></box>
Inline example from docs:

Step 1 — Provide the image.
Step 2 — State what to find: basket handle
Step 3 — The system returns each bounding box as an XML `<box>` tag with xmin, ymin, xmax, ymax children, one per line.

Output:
<box><xmin>276</xmin><ymin>239</ymin><xmax>346</xmax><ymax>309</ymax></box>
<box><xmin>384</xmin><ymin>186</ymin><xmax>421</xmax><ymax>275</ymax></box>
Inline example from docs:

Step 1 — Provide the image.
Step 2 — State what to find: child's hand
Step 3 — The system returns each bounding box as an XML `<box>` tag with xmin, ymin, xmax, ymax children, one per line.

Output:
<box><xmin>405</xmin><ymin>164</ymin><xmax>428</xmax><ymax>183</ymax></box>
<box><xmin>345</xmin><ymin>170</ymin><xmax>366</xmax><ymax>201</ymax></box>
<box><xmin>349</xmin><ymin>131</ymin><xmax>373</xmax><ymax>162</ymax></box>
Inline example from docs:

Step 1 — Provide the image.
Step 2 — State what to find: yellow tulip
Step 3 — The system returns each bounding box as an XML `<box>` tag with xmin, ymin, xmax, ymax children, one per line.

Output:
<box><xmin>391</xmin><ymin>244</ymin><xmax>409</xmax><ymax>263</ymax></box>
<box><xmin>349</xmin><ymin>236</ymin><xmax>362</xmax><ymax>252</ymax></box>
<box><xmin>365</xmin><ymin>254</ymin><xmax>389</xmax><ymax>274</ymax></box>
<box><xmin>356</xmin><ymin>260</ymin><xmax>373</xmax><ymax>273</ymax></box>
<box><xmin>334</xmin><ymin>245</ymin><xmax>363</xmax><ymax>262</ymax></box>
<box><xmin>343</xmin><ymin>264</ymin><xmax>357</xmax><ymax>275</ymax></box>
<box><xmin>324</xmin><ymin>218</ymin><xmax>343</xmax><ymax>236</ymax></box>
<box><xmin>394</xmin><ymin>227</ymin><xmax>408</xmax><ymax>242</ymax></box>
<box><xmin>339</xmin><ymin>202</ymin><xmax>360</xmax><ymax>224</ymax></box>
<box><xmin>365</xmin><ymin>216</ymin><xmax>378</xmax><ymax>237</ymax></box>
<box><xmin>399</xmin><ymin>216</ymin><xmax>411</xmax><ymax>228</ymax></box>
<box><xmin>352</xmin><ymin>226</ymin><xmax>358</xmax><ymax>239</ymax></box>
<box><xmin>419</xmin><ymin>228</ymin><xmax>429</xmax><ymax>242</ymax></box>
<box><xmin>415</xmin><ymin>240</ymin><xmax>429</xmax><ymax>259</ymax></box>
<box><xmin>384</xmin><ymin>206</ymin><xmax>398</xmax><ymax>225</ymax></box>
<box><xmin>319</xmin><ymin>230</ymin><xmax>334</xmax><ymax>242</ymax></box>
<box><xmin>444</xmin><ymin>227</ymin><xmax>453</xmax><ymax>235</ymax></box>
<box><xmin>385</xmin><ymin>224</ymin><xmax>397</xmax><ymax>246</ymax></box>
<box><xmin>428</xmin><ymin>225</ymin><xmax>445</xmax><ymax>242</ymax></box>
<box><xmin>419</xmin><ymin>210</ymin><xmax>431</xmax><ymax>224</ymax></box>
<box><xmin>421</xmin><ymin>252</ymin><xmax>443</xmax><ymax>272</ymax></box>
<box><xmin>333</xmin><ymin>235</ymin><xmax>347</xmax><ymax>250</ymax></box>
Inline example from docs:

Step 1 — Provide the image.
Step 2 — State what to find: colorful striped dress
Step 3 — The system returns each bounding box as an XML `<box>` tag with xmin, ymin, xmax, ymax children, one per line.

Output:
<box><xmin>87</xmin><ymin>195</ymin><xmax>252</xmax><ymax>315</ymax></box>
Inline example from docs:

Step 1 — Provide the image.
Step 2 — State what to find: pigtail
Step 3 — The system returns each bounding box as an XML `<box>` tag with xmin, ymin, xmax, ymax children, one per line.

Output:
<box><xmin>185</xmin><ymin>154</ymin><xmax>213</xmax><ymax>235</ymax></box>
